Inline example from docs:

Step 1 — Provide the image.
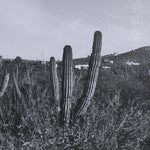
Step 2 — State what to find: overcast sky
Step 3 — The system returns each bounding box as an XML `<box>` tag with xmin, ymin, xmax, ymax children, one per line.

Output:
<box><xmin>0</xmin><ymin>0</ymin><xmax>150</xmax><ymax>60</ymax></box>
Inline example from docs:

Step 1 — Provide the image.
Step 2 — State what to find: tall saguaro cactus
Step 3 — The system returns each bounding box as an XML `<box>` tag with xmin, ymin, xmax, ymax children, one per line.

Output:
<box><xmin>75</xmin><ymin>31</ymin><xmax>102</xmax><ymax>118</ymax></box>
<box><xmin>62</xmin><ymin>45</ymin><xmax>74</xmax><ymax>126</ymax></box>
<box><xmin>50</xmin><ymin>57</ymin><xmax>60</xmax><ymax>112</ymax></box>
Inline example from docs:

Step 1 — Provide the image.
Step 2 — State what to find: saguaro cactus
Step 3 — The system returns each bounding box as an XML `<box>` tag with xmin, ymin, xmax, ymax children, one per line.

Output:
<box><xmin>49</xmin><ymin>31</ymin><xmax>102</xmax><ymax>125</ymax></box>
<box><xmin>12</xmin><ymin>68</ymin><xmax>29</xmax><ymax>114</ymax></box>
<box><xmin>0</xmin><ymin>71</ymin><xmax>9</xmax><ymax>97</ymax></box>
<box><xmin>50</xmin><ymin>57</ymin><xmax>60</xmax><ymax>112</ymax></box>
<box><xmin>61</xmin><ymin>45</ymin><xmax>74</xmax><ymax>126</ymax></box>
<box><xmin>0</xmin><ymin>56</ymin><xmax>2</xmax><ymax>69</ymax></box>
<box><xmin>12</xmin><ymin>70</ymin><xmax>21</xmax><ymax>99</ymax></box>
<box><xmin>75</xmin><ymin>31</ymin><xmax>102</xmax><ymax>118</ymax></box>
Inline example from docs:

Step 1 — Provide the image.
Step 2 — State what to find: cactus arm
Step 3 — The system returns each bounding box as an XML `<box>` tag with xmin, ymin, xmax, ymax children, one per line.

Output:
<box><xmin>75</xmin><ymin>31</ymin><xmax>102</xmax><ymax>118</ymax></box>
<box><xmin>62</xmin><ymin>45</ymin><xmax>73</xmax><ymax>126</ymax></box>
<box><xmin>0</xmin><ymin>72</ymin><xmax>9</xmax><ymax>97</ymax></box>
<box><xmin>13</xmin><ymin>71</ymin><xmax>21</xmax><ymax>99</ymax></box>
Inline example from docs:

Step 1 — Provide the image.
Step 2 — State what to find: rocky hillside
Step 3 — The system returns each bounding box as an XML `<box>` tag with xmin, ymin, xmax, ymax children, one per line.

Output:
<box><xmin>72</xmin><ymin>46</ymin><xmax>150</xmax><ymax>67</ymax></box>
<box><xmin>111</xmin><ymin>46</ymin><xmax>150</xmax><ymax>65</ymax></box>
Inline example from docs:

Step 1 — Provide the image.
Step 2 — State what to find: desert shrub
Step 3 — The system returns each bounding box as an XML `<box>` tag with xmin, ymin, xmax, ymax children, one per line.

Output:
<box><xmin>0</xmin><ymin>55</ymin><xmax>150</xmax><ymax>149</ymax></box>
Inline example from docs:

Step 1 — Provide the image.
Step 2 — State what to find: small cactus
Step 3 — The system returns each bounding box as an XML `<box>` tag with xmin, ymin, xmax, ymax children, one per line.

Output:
<box><xmin>62</xmin><ymin>46</ymin><xmax>73</xmax><ymax>126</ymax></box>
<box><xmin>13</xmin><ymin>70</ymin><xmax>21</xmax><ymax>99</ymax></box>
<box><xmin>50</xmin><ymin>57</ymin><xmax>60</xmax><ymax>112</ymax></box>
<box><xmin>0</xmin><ymin>56</ymin><xmax>2</xmax><ymax>69</ymax></box>
<box><xmin>75</xmin><ymin>31</ymin><xmax>102</xmax><ymax>118</ymax></box>
<box><xmin>0</xmin><ymin>71</ymin><xmax>9</xmax><ymax>97</ymax></box>
<box><xmin>12</xmin><ymin>68</ymin><xmax>28</xmax><ymax>113</ymax></box>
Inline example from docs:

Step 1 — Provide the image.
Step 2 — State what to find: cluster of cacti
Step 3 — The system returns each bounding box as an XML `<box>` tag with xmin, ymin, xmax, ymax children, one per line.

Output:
<box><xmin>49</xmin><ymin>31</ymin><xmax>102</xmax><ymax>125</ymax></box>
<box><xmin>0</xmin><ymin>31</ymin><xmax>102</xmax><ymax>126</ymax></box>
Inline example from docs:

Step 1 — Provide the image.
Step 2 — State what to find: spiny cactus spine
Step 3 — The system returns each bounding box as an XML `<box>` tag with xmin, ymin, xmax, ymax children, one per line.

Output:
<box><xmin>75</xmin><ymin>31</ymin><xmax>102</xmax><ymax>118</ymax></box>
<box><xmin>0</xmin><ymin>71</ymin><xmax>9</xmax><ymax>97</ymax></box>
<box><xmin>50</xmin><ymin>57</ymin><xmax>60</xmax><ymax>112</ymax></box>
<box><xmin>62</xmin><ymin>45</ymin><xmax>73</xmax><ymax>126</ymax></box>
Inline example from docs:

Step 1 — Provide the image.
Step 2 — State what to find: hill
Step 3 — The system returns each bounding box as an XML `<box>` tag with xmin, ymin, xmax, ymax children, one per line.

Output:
<box><xmin>111</xmin><ymin>46</ymin><xmax>150</xmax><ymax>64</ymax></box>
<box><xmin>71</xmin><ymin>46</ymin><xmax>150</xmax><ymax>66</ymax></box>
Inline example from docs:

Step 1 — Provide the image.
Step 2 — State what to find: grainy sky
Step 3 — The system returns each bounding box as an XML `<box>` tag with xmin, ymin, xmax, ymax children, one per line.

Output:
<box><xmin>0</xmin><ymin>0</ymin><xmax>150</xmax><ymax>60</ymax></box>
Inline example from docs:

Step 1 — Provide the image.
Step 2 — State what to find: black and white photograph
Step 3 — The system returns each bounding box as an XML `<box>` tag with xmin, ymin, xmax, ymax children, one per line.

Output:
<box><xmin>0</xmin><ymin>0</ymin><xmax>150</xmax><ymax>149</ymax></box>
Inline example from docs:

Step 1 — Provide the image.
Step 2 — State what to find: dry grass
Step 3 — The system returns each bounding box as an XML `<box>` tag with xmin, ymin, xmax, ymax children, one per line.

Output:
<box><xmin>0</xmin><ymin>63</ymin><xmax>150</xmax><ymax>149</ymax></box>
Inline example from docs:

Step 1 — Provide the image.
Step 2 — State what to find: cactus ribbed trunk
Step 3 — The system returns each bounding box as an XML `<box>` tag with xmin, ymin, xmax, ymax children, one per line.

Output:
<box><xmin>26</xmin><ymin>68</ymin><xmax>32</xmax><ymax>103</ymax></box>
<box><xmin>50</xmin><ymin>57</ymin><xmax>60</xmax><ymax>112</ymax></box>
<box><xmin>12</xmin><ymin>70</ymin><xmax>28</xmax><ymax>113</ymax></box>
<box><xmin>75</xmin><ymin>31</ymin><xmax>102</xmax><ymax>118</ymax></box>
<box><xmin>0</xmin><ymin>56</ymin><xmax>2</xmax><ymax>69</ymax></box>
<box><xmin>62</xmin><ymin>45</ymin><xmax>73</xmax><ymax>126</ymax></box>
<box><xmin>0</xmin><ymin>72</ymin><xmax>9</xmax><ymax>97</ymax></box>
<box><xmin>13</xmin><ymin>71</ymin><xmax>21</xmax><ymax>99</ymax></box>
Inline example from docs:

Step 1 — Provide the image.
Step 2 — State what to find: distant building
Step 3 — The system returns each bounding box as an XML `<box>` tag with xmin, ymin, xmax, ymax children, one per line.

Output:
<box><xmin>75</xmin><ymin>64</ymin><xmax>89</xmax><ymax>70</ymax></box>
<box><xmin>102</xmin><ymin>66</ymin><xmax>111</xmax><ymax>69</ymax></box>
<box><xmin>126</xmin><ymin>61</ymin><xmax>139</xmax><ymax>66</ymax></box>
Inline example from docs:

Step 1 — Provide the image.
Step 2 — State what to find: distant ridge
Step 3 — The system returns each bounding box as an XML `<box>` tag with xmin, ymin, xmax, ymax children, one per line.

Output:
<box><xmin>111</xmin><ymin>46</ymin><xmax>150</xmax><ymax>64</ymax></box>
<box><xmin>72</xmin><ymin>46</ymin><xmax>150</xmax><ymax>65</ymax></box>
<box><xmin>2</xmin><ymin>46</ymin><xmax>150</xmax><ymax>65</ymax></box>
